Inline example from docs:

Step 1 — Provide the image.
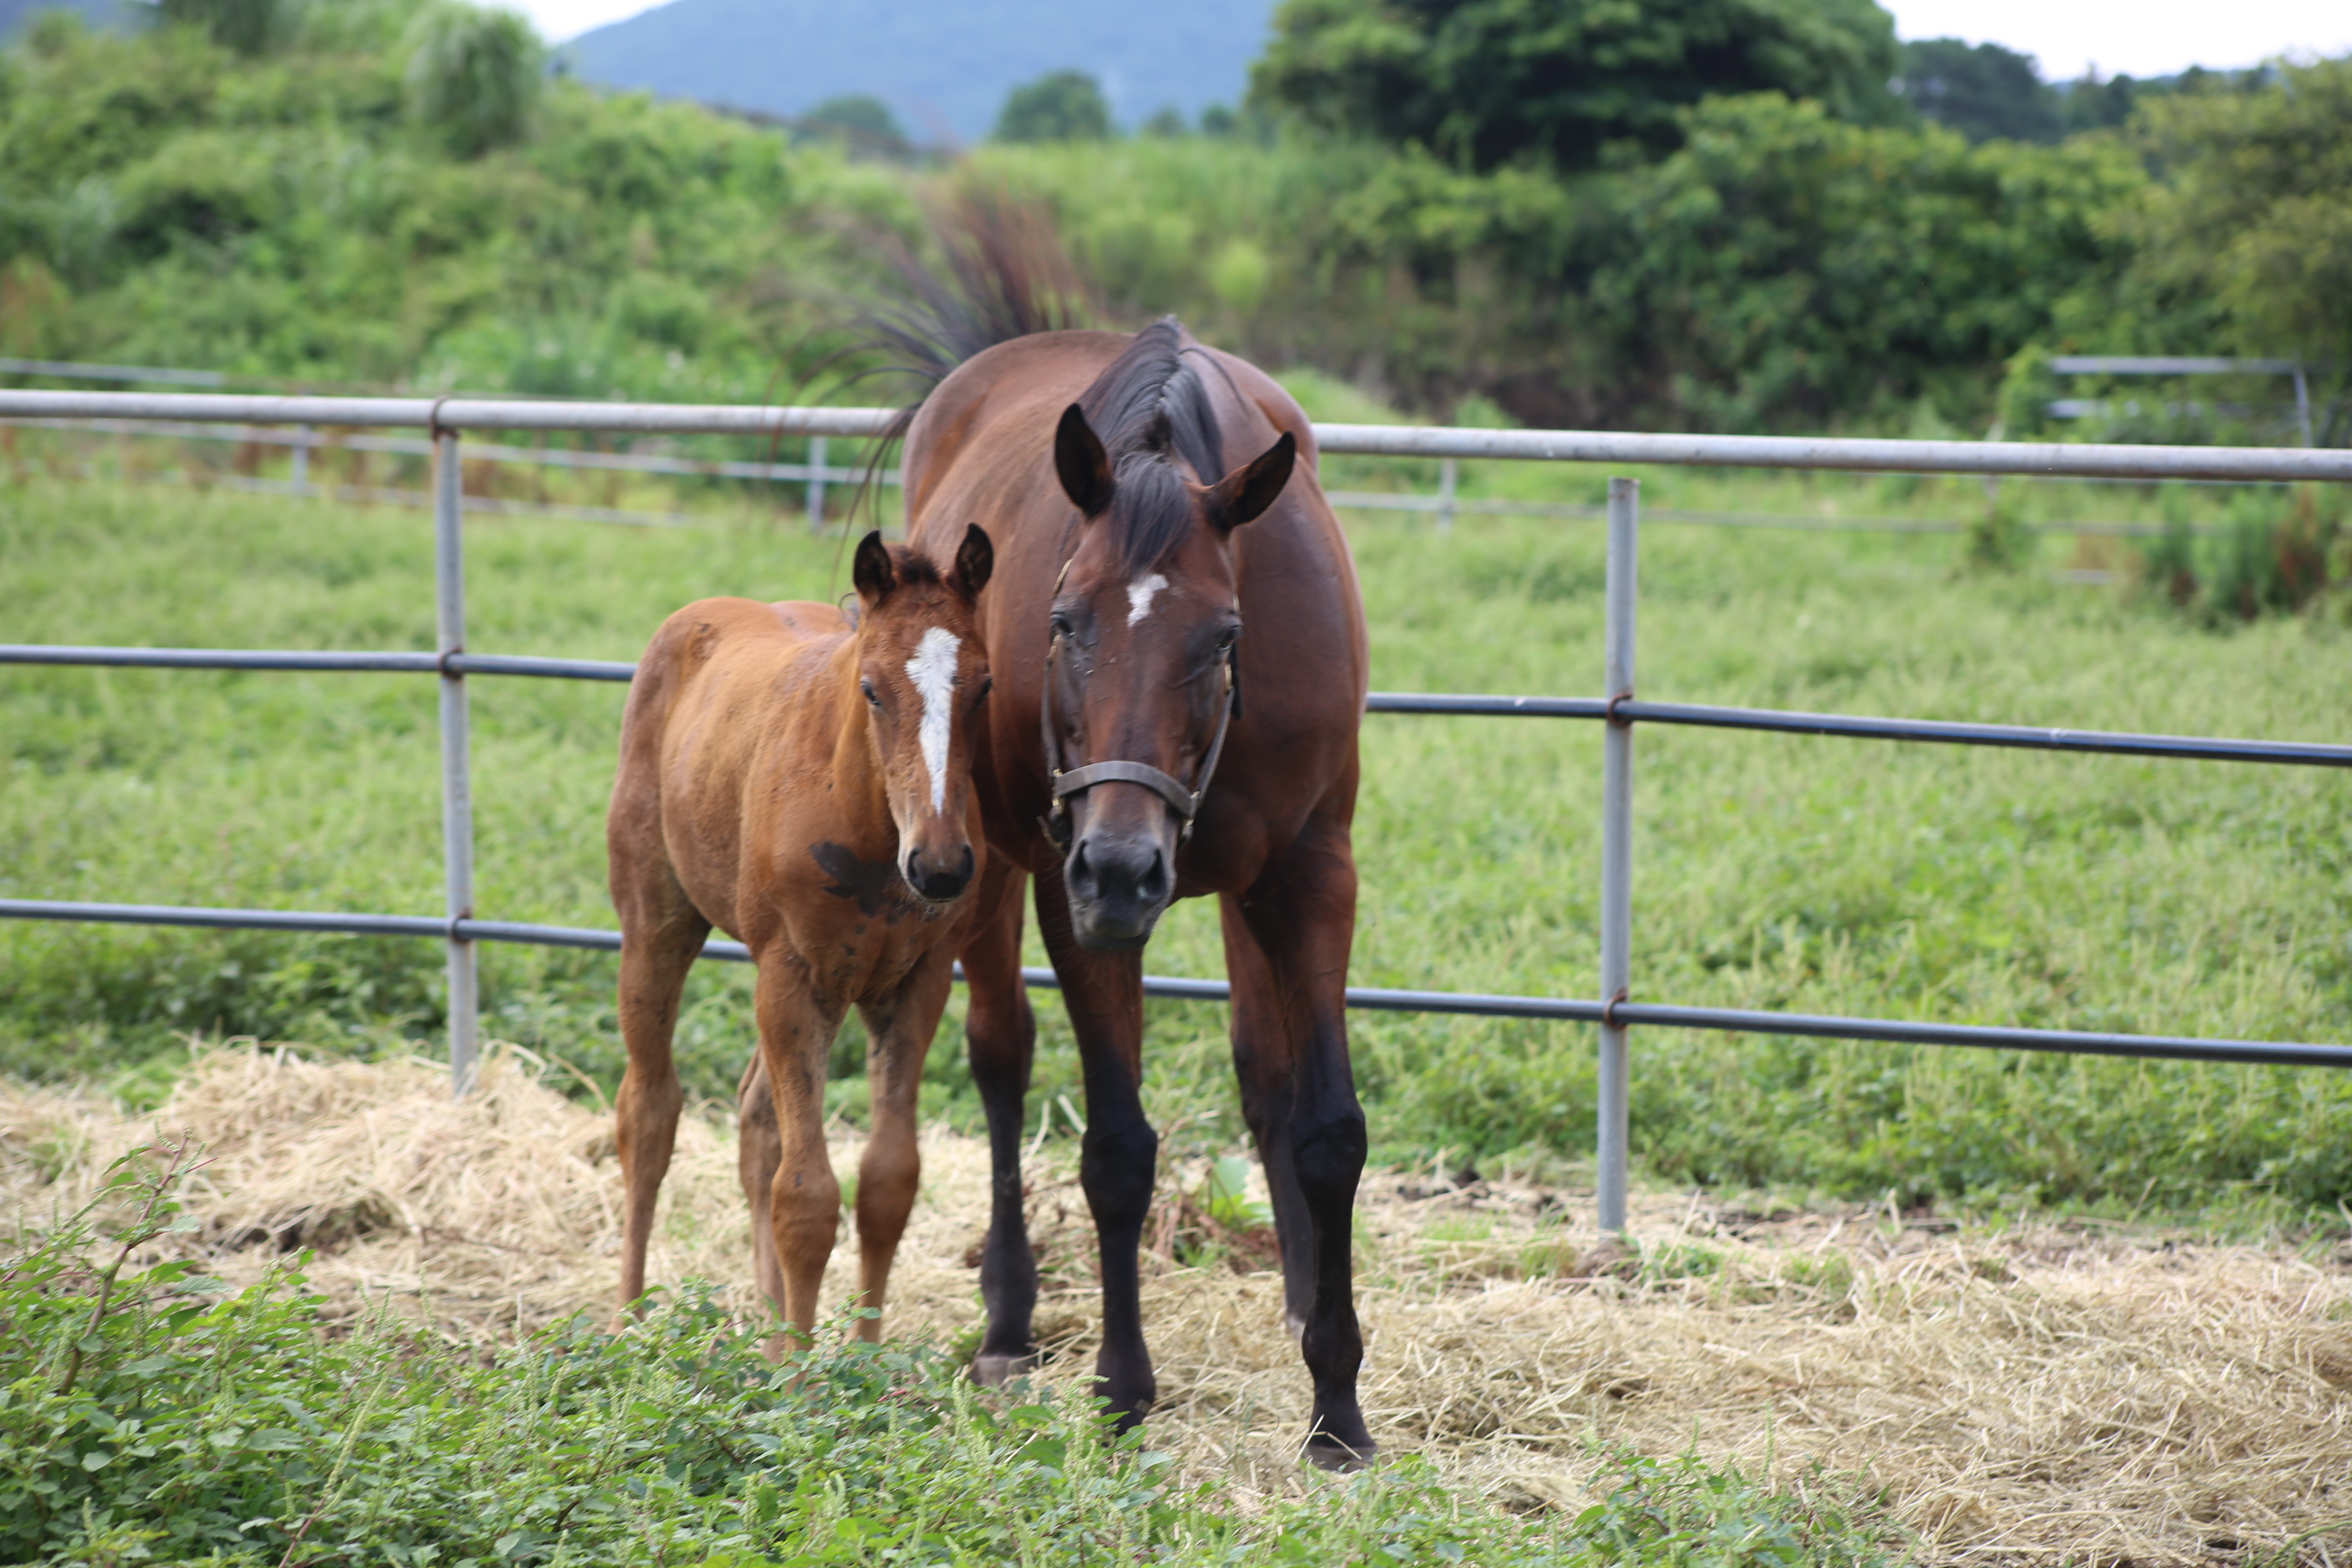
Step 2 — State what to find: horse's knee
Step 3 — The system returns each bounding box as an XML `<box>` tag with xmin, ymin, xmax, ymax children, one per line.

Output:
<box><xmin>1079</xmin><ymin>1115</ymin><xmax>1158</xmax><ymax>1227</ymax></box>
<box><xmin>1291</xmin><ymin>1099</ymin><xmax>1367</xmax><ymax>1212</ymax></box>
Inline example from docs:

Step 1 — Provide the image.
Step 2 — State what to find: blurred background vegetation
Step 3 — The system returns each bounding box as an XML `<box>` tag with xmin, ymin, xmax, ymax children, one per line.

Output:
<box><xmin>0</xmin><ymin>0</ymin><xmax>2346</xmax><ymax>439</ymax></box>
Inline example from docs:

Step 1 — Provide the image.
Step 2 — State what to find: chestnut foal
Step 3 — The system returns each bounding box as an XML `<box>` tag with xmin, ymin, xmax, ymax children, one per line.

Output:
<box><xmin>608</xmin><ymin>528</ymin><xmax>993</xmax><ymax>1342</ymax></box>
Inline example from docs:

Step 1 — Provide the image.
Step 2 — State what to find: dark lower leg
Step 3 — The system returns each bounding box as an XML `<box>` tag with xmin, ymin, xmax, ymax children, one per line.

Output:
<box><xmin>961</xmin><ymin>863</ymin><xmax>1040</xmax><ymax>1381</ymax></box>
<box><xmin>1220</xmin><ymin>893</ymin><xmax>1314</xmax><ymax>1334</ymax></box>
<box><xmin>1034</xmin><ymin>867</ymin><xmax>1158</xmax><ymax>1428</ymax></box>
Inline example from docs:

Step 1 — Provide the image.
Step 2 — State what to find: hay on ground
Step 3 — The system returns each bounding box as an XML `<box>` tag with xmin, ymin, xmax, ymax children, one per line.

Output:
<box><xmin>6</xmin><ymin>1044</ymin><xmax>2350</xmax><ymax>1564</ymax></box>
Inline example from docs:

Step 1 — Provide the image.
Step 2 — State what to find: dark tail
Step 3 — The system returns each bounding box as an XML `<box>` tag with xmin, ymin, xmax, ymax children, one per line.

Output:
<box><xmin>864</xmin><ymin>177</ymin><xmax>1094</xmax><ymax>388</ymax></box>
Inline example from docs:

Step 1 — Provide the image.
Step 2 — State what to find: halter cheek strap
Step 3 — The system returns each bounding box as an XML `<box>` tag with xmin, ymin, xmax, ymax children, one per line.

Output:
<box><xmin>1039</xmin><ymin>562</ymin><xmax>1238</xmax><ymax>851</ymax></box>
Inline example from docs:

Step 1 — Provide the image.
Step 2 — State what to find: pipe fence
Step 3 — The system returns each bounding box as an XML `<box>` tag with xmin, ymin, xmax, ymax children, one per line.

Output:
<box><xmin>4</xmin><ymin>390</ymin><xmax>2350</xmax><ymax>1232</ymax></box>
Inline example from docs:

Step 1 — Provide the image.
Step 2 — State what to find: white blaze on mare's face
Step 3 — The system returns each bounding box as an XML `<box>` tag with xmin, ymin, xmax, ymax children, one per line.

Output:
<box><xmin>1126</xmin><ymin>572</ymin><xmax>1169</xmax><ymax>628</ymax></box>
<box><xmin>904</xmin><ymin>626</ymin><xmax>961</xmax><ymax>816</ymax></box>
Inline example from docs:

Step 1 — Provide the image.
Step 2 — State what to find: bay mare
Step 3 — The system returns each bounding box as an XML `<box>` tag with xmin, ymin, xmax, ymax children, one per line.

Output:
<box><xmin>608</xmin><ymin>530</ymin><xmax>995</xmax><ymax>1348</ymax></box>
<box><xmin>905</xmin><ymin>319</ymin><xmax>1377</xmax><ymax>1466</ymax></box>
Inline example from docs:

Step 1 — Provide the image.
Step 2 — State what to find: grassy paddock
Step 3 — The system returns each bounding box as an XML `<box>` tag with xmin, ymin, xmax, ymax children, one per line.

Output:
<box><xmin>3</xmin><ymin>448</ymin><xmax>2348</xmax><ymax>1221</ymax></box>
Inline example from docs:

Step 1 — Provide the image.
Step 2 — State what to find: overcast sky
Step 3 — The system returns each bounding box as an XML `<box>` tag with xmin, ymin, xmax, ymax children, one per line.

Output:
<box><xmin>518</xmin><ymin>0</ymin><xmax>2352</xmax><ymax>82</ymax></box>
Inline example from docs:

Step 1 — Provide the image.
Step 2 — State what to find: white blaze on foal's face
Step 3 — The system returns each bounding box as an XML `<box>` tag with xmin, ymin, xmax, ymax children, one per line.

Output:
<box><xmin>904</xmin><ymin>626</ymin><xmax>960</xmax><ymax>815</ymax></box>
<box><xmin>1126</xmin><ymin>572</ymin><xmax>1169</xmax><ymax>628</ymax></box>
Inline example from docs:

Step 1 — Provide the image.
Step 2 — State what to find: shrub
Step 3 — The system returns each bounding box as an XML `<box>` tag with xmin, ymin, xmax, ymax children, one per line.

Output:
<box><xmin>993</xmin><ymin>69</ymin><xmax>1111</xmax><ymax>143</ymax></box>
<box><xmin>403</xmin><ymin>1</ymin><xmax>544</xmax><ymax>158</ymax></box>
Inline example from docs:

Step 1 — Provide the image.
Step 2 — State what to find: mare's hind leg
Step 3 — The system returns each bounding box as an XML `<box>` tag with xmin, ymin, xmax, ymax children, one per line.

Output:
<box><xmin>1032</xmin><ymin>865</ymin><xmax>1157</xmax><ymax>1429</ymax></box>
<box><xmin>1218</xmin><ymin>895</ymin><xmax>1316</xmax><ymax>1340</ymax></box>
<box><xmin>737</xmin><ymin>1052</ymin><xmax>788</xmax><ymax>1318</ymax></box>
<box><xmin>960</xmin><ymin>858</ymin><xmax>1041</xmax><ymax>1383</ymax></box>
<box><xmin>612</xmin><ymin>878</ymin><xmax>710</xmax><ymax>1317</ymax></box>
<box><xmin>849</xmin><ymin>949</ymin><xmax>956</xmax><ymax>1342</ymax></box>
<box><xmin>1229</xmin><ymin>810</ymin><xmax>1376</xmax><ymax>1469</ymax></box>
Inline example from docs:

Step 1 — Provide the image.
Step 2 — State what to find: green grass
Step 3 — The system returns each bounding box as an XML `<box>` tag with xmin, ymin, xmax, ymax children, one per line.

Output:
<box><xmin>0</xmin><ymin>1147</ymin><xmax>1900</xmax><ymax>1566</ymax></box>
<box><xmin>4</xmin><ymin>450</ymin><xmax>2350</xmax><ymax>1221</ymax></box>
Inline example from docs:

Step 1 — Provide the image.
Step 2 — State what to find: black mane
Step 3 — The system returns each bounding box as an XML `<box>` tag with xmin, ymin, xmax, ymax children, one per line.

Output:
<box><xmin>1076</xmin><ymin>318</ymin><xmax>1225</xmax><ymax>575</ymax></box>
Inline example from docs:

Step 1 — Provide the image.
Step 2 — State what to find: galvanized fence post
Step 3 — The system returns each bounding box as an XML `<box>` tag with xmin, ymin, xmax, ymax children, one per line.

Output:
<box><xmin>807</xmin><ymin>434</ymin><xmax>827</xmax><ymax>533</ymax></box>
<box><xmin>1596</xmin><ymin>477</ymin><xmax>1638</xmax><ymax>1232</ymax></box>
<box><xmin>433</xmin><ymin>425</ymin><xmax>478</xmax><ymax>1094</ymax></box>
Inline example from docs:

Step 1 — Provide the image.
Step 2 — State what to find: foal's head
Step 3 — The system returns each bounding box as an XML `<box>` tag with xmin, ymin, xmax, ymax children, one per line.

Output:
<box><xmin>850</xmin><ymin>527</ymin><xmax>994</xmax><ymax>904</ymax></box>
<box><xmin>1041</xmin><ymin>323</ymin><xmax>1294</xmax><ymax>949</ymax></box>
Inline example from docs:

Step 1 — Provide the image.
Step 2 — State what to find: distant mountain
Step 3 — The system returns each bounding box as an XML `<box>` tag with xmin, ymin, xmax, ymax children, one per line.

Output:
<box><xmin>562</xmin><ymin>0</ymin><xmax>1278</xmax><ymax>144</ymax></box>
<box><xmin>1</xmin><ymin>0</ymin><xmax>149</xmax><ymax>38</ymax></box>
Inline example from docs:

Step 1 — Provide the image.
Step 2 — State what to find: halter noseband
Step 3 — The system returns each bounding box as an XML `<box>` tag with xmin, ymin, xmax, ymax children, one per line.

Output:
<box><xmin>1039</xmin><ymin>559</ymin><xmax>1239</xmax><ymax>852</ymax></box>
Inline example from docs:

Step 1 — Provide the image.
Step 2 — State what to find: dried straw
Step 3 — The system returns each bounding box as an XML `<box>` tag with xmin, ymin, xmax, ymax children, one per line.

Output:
<box><xmin>6</xmin><ymin>1044</ymin><xmax>2349</xmax><ymax>1563</ymax></box>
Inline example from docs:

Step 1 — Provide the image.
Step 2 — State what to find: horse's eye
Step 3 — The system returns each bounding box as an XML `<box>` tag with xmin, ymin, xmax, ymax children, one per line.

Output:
<box><xmin>976</xmin><ymin>676</ymin><xmax>994</xmax><ymax>700</ymax></box>
<box><xmin>861</xmin><ymin>680</ymin><xmax>882</xmax><ymax>708</ymax></box>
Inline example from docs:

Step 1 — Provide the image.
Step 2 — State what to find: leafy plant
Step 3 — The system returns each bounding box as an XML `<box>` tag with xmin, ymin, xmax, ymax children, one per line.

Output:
<box><xmin>403</xmin><ymin>1</ymin><xmax>545</xmax><ymax>158</ymax></box>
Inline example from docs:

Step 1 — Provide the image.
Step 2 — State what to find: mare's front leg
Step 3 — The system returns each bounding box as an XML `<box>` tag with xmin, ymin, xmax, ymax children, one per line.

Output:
<box><xmin>1230</xmin><ymin>811</ymin><xmax>1376</xmax><ymax>1468</ymax></box>
<box><xmin>751</xmin><ymin>950</ymin><xmax>845</xmax><ymax>1345</ymax></box>
<box><xmin>960</xmin><ymin>858</ymin><xmax>1042</xmax><ymax>1384</ymax></box>
<box><xmin>1032</xmin><ymin>866</ymin><xmax>1158</xmax><ymax>1428</ymax></box>
<box><xmin>848</xmin><ymin>949</ymin><xmax>956</xmax><ymax>1342</ymax></box>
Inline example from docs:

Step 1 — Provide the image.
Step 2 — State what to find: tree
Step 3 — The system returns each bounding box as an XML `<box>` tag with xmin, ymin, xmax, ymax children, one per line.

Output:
<box><xmin>159</xmin><ymin>0</ymin><xmax>281</xmax><ymax>56</ymax></box>
<box><xmin>1895</xmin><ymin>38</ymin><xmax>2061</xmax><ymax>143</ymax></box>
<box><xmin>2127</xmin><ymin>56</ymin><xmax>2352</xmax><ymax>436</ymax></box>
<box><xmin>403</xmin><ymin>2</ymin><xmax>544</xmax><ymax>158</ymax></box>
<box><xmin>992</xmin><ymin>70</ymin><xmax>1110</xmax><ymax>143</ymax></box>
<box><xmin>803</xmin><ymin>93</ymin><xmax>909</xmax><ymax>151</ymax></box>
<box><xmin>1248</xmin><ymin>0</ymin><xmax>1903</xmax><ymax>171</ymax></box>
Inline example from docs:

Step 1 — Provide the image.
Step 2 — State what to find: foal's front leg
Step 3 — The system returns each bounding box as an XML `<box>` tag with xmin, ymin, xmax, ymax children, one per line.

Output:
<box><xmin>849</xmin><ymin>951</ymin><xmax>955</xmax><ymax>1341</ymax></box>
<box><xmin>751</xmin><ymin>953</ymin><xmax>845</xmax><ymax>1345</ymax></box>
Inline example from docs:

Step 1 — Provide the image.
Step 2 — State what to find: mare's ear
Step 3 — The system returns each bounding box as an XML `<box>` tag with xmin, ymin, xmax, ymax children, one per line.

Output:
<box><xmin>951</xmin><ymin>523</ymin><xmax>994</xmax><ymax>601</ymax></box>
<box><xmin>1054</xmin><ymin>403</ymin><xmax>1115</xmax><ymax>518</ymax></box>
<box><xmin>852</xmin><ymin>530</ymin><xmax>895</xmax><ymax>606</ymax></box>
<box><xmin>1206</xmin><ymin>431</ymin><xmax>1296</xmax><ymax>531</ymax></box>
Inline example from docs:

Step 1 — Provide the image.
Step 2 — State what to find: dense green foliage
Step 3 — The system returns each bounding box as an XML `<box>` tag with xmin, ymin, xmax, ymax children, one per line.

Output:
<box><xmin>1893</xmin><ymin>38</ymin><xmax>2060</xmax><ymax>144</ymax></box>
<box><xmin>401</xmin><ymin>1</ymin><xmax>543</xmax><ymax>158</ymax></box>
<box><xmin>1</xmin><ymin>1148</ymin><xmax>1894</xmax><ymax>1564</ymax></box>
<box><xmin>992</xmin><ymin>69</ymin><xmax>1112</xmax><ymax>144</ymax></box>
<box><xmin>3</xmin><ymin>457</ymin><xmax>2346</xmax><ymax>1218</ymax></box>
<box><xmin>1250</xmin><ymin>0</ymin><xmax>1903</xmax><ymax>170</ymax></box>
<box><xmin>2</xmin><ymin>8</ymin><xmax>2345</xmax><ymax>432</ymax></box>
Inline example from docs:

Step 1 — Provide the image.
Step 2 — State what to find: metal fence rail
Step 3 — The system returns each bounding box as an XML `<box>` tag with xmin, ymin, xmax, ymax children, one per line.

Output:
<box><xmin>4</xmin><ymin>389</ymin><xmax>2348</xmax><ymax>1231</ymax></box>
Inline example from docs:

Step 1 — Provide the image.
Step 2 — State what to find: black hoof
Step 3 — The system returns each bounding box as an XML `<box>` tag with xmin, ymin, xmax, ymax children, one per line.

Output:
<box><xmin>1303</xmin><ymin>1431</ymin><xmax>1378</xmax><ymax>1472</ymax></box>
<box><xmin>973</xmin><ymin>1349</ymin><xmax>1042</xmax><ymax>1386</ymax></box>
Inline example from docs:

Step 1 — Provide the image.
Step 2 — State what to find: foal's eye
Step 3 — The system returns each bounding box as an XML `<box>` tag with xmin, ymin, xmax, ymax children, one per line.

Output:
<box><xmin>861</xmin><ymin>680</ymin><xmax>882</xmax><ymax>708</ymax></box>
<box><xmin>976</xmin><ymin>676</ymin><xmax>994</xmax><ymax>700</ymax></box>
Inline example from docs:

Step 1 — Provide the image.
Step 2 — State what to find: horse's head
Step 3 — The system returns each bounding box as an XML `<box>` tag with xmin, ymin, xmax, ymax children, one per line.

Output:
<box><xmin>1042</xmin><ymin>388</ymin><xmax>1294</xmax><ymax>950</ymax></box>
<box><xmin>851</xmin><ymin>526</ymin><xmax>994</xmax><ymax>905</ymax></box>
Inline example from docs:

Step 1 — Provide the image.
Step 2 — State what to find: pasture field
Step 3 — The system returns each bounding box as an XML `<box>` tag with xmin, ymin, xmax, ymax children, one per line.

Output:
<box><xmin>2</xmin><ymin>436</ymin><xmax>2350</xmax><ymax>1224</ymax></box>
<box><xmin>7</xmin><ymin>1046</ymin><xmax>2348</xmax><ymax>1564</ymax></box>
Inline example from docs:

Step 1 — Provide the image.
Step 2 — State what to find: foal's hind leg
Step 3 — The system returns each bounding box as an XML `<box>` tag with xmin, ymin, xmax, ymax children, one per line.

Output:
<box><xmin>612</xmin><ymin>896</ymin><xmax>710</xmax><ymax>1317</ymax></box>
<box><xmin>737</xmin><ymin>1052</ymin><xmax>788</xmax><ymax>1318</ymax></box>
<box><xmin>848</xmin><ymin>951</ymin><xmax>955</xmax><ymax>1342</ymax></box>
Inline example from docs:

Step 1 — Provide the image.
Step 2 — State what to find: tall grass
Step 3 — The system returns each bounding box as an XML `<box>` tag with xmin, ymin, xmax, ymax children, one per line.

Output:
<box><xmin>3</xmin><ymin>453</ymin><xmax>2348</xmax><ymax>1218</ymax></box>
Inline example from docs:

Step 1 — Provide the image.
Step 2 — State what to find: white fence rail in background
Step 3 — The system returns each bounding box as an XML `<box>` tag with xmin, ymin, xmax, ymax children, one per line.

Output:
<box><xmin>4</xmin><ymin>390</ymin><xmax>2351</xmax><ymax>1234</ymax></box>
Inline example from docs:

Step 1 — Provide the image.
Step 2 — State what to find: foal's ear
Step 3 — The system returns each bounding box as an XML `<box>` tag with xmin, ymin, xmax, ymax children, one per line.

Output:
<box><xmin>951</xmin><ymin>523</ymin><xmax>993</xmax><ymax>601</ymax></box>
<box><xmin>1054</xmin><ymin>403</ymin><xmax>1115</xmax><ymax>518</ymax></box>
<box><xmin>852</xmin><ymin>530</ymin><xmax>895</xmax><ymax>606</ymax></box>
<box><xmin>1206</xmin><ymin>431</ymin><xmax>1296</xmax><ymax>531</ymax></box>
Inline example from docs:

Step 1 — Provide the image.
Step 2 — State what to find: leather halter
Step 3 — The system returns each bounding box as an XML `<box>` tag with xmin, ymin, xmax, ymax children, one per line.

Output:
<box><xmin>1039</xmin><ymin>561</ymin><xmax>1239</xmax><ymax>852</ymax></box>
